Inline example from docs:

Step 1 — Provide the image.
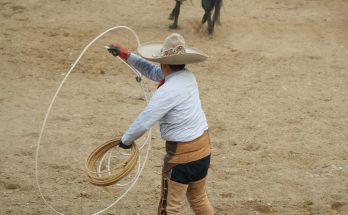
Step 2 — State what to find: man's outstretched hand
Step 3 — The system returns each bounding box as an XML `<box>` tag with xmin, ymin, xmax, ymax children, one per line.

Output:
<box><xmin>107</xmin><ymin>42</ymin><xmax>129</xmax><ymax>60</ymax></box>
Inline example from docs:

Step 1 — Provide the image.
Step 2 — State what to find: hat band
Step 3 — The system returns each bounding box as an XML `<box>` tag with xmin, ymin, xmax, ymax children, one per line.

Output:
<box><xmin>161</xmin><ymin>45</ymin><xmax>186</xmax><ymax>57</ymax></box>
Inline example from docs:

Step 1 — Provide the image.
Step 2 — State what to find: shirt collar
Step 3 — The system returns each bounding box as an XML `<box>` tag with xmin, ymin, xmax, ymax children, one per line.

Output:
<box><xmin>165</xmin><ymin>69</ymin><xmax>186</xmax><ymax>81</ymax></box>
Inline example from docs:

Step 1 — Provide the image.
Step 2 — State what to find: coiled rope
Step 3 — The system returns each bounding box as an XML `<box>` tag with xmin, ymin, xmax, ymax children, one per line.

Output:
<box><xmin>35</xmin><ymin>26</ymin><xmax>152</xmax><ymax>215</ymax></box>
<box><xmin>85</xmin><ymin>138</ymin><xmax>139</xmax><ymax>186</ymax></box>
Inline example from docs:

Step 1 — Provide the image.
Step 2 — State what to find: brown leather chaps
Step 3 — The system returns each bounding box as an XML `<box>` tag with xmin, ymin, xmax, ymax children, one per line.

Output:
<box><xmin>158</xmin><ymin>131</ymin><xmax>214</xmax><ymax>215</ymax></box>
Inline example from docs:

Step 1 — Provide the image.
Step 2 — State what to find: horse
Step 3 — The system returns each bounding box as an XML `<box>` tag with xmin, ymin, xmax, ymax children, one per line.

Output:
<box><xmin>168</xmin><ymin>0</ymin><xmax>222</xmax><ymax>36</ymax></box>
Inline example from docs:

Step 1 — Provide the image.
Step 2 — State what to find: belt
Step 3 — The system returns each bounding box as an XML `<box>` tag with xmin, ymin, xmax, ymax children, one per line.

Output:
<box><xmin>165</xmin><ymin>131</ymin><xmax>211</xmax><ymax>164</ymax></box>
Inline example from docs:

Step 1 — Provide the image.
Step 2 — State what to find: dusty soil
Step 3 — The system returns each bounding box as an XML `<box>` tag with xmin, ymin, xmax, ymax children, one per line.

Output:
<box><xmin>1</xmin><ymin>0</ymin><xmax>347</xmax><ymax>214</ymax></box>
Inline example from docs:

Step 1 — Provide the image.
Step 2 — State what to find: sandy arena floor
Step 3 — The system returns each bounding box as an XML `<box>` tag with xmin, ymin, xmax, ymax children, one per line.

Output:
<box><xmin>1</xmin><ymin>0</ymin><xmax>347</xmax><ymax>214</ymax></box>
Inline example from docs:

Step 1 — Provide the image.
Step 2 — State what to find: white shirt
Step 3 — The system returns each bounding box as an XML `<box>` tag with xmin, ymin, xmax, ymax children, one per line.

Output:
<box><xmin>121</xmin><ymin>54</ymin><xmax>208</xmax><ymax>145</ymax></box>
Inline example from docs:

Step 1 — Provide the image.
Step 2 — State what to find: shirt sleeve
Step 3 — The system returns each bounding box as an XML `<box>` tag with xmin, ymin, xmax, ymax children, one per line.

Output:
<box><xmin>127</xmin><ymin>54</ymin><xmax>165</xmax><ymax>82</ymax></box>
<box><xmin>121</xmin><ymin>88</ymin><xmax>178</xmax><ymax>145</ymax></box>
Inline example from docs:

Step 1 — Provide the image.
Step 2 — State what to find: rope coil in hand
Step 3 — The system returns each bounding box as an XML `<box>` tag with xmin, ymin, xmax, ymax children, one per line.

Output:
<box><xmin>85</xmin><ymin>139</ymin><xmax>139</xmax><ymax>186</ymax></box>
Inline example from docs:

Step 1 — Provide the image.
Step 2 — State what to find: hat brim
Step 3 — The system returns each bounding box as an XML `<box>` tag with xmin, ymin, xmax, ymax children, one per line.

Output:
<box><xmin>137</xmin><ymin>42</ymin><xmax>208</xmax><ymax>65</ymax></box>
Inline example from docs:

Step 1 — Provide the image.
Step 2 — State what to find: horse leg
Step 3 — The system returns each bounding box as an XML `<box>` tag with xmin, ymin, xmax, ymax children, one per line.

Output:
<box><xmin>201</xmin><ymin>0</ymin><xmax>214</xmax><ymax>35</ymax></box>
<box><xmin>201</xmin><ymin>0</ymin><xmax>209</xmax><ymax>24</ymax></box>
<box><xmin>169</xmin><ymin>0</ymin><xmax>178</xmax><ymax>20</ymax></box>
<box><xmin>201</xmin><ymin>11</ymin><xmax>214</xmax><ymax>35</ymax></box>
<box><xmin>207</xmin><ymin>15</ymin><xmax>214</xmax><ymax>35</ymax></box>
<box><xmin>201</xmin><ymin>12</ymin><xmax>209</xmax><ymax>24</ymax></box>
<box><xmin>213</xmin><ymin>0</ymin><xmax>222</xmax><ymax>25</ymax></box>
<box><xmin>169</xmin><ymin>7</ymin><xmax>175</xmax><ymax>20</ymax></box>
<box><xmin>169</xmin><ymin>0</ymin><xmax>181</xmax><ymax>29</ymax></box>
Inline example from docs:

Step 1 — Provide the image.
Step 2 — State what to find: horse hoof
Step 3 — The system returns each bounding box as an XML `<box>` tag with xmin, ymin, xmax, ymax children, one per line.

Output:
<box><xmin>208</xmin><ymin>31</ymin><xmax>214</xmax><ymax>39</ymax></box>
<box><xmin>169</xmin><ymin>24</ymin><xmax>178</xmax><ymax>29</ymax></box>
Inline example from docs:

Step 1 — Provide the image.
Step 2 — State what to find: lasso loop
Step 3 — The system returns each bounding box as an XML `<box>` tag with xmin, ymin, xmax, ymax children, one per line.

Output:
<box><xmin>35</xmin><ymin>26</ymin><xmax>152</xmax><ymax>215</ymax></box>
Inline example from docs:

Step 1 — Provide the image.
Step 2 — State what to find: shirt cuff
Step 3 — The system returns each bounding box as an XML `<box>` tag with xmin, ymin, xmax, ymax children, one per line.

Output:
<box><xmin>121</xmin><ymin>135</ymin><xmax>132</xmax><ymax>146</ymax></box>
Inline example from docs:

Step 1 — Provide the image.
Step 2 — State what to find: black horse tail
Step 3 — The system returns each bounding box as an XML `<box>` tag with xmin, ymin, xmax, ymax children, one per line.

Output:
<box><xmin>213</xmin><ymin>0</ymin><xmax>222</xmax><ymax>24</ymax></box>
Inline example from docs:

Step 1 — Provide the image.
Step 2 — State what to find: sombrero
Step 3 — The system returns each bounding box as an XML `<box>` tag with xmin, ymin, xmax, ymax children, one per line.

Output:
<box><xmin>137</xmin><ymin>33</ymin><xmax>208</xmax><ymax>65</ymax></box>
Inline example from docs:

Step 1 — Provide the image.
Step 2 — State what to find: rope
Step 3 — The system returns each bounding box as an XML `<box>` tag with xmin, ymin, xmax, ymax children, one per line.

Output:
<box><xmin>35</xmin><ymin>26</ymin><xmax>152</xmax><ymax>215</ymax></box>
<box><xmin>85</xmin><ymin>138</ymin><xmax>139</xmax><ymax>186</ymax></box>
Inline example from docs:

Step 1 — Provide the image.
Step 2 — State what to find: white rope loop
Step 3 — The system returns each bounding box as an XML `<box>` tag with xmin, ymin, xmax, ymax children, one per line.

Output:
<box><xmin>35</xmin><ymin>26</ymin><xmax>152</xmax><ymax>215</ymax></box>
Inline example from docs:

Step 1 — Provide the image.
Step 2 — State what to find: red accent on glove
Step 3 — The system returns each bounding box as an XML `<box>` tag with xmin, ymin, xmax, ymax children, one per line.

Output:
<box><xmin>111</xmin><ymin>42</ymin><xmax>129</xmax><ymax>60</ymax></box>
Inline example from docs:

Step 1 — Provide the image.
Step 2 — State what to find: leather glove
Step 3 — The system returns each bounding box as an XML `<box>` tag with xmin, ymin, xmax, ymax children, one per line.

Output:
<box><xmin>107</xmin><ymin>42</ymin><xmax>129</xmax><ymax>60</ymax></box>
<box><xmin>118</xmin><ymin>139</ymin><xmax>131</xmax><ymax>149</ymax></box>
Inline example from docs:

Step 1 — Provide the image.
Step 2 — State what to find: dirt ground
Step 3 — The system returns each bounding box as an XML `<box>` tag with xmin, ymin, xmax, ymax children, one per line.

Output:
<box><xmin>1</xmin><ymin>0</ymin><xmax>348</xmax><ymax>214</ymax></box>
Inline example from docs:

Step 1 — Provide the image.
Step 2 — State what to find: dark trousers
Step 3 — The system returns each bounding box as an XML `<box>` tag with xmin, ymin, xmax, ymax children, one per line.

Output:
<box><xmin>170</xmin><ymin>155</ymin><xmax>211</xmax><ymax>184</ymax></box>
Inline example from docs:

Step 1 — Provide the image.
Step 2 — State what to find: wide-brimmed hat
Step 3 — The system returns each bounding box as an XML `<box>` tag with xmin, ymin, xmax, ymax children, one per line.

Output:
<box><xmin>137</xmin><ymin>33</ymin><xmax>208</xmax><ymax>65</ymax></box>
